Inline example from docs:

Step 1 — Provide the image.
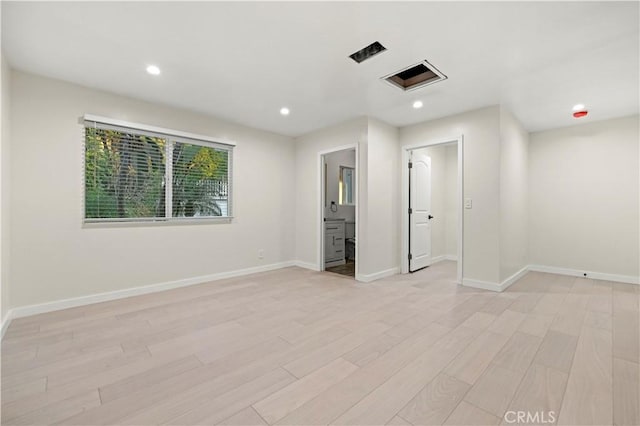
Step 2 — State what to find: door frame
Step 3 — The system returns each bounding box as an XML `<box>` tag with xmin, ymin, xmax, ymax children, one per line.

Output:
<box><xmin>318</xmin><ymin>144</ymin><xmax>359</xmax><ymax>279</ymax></box>
<box><xmin>401</xmin><ymin>136</ymin><xmax>464</xmax><ymax>283</ymax></box>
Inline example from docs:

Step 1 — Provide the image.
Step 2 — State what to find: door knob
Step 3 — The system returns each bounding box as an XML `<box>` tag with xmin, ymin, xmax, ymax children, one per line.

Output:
<box><xmin>428</xmin><ymin>215</ymin><xmax>434</xmax><ymax>220</ymax></box>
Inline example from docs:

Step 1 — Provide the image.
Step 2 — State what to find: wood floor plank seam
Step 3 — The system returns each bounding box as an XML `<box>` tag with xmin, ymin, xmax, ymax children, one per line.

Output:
<box><xmin>249</xmin><ymin>405</ymin><xmax>271</xmax><ymax>426</ymax></box>
<box><xmin>274</xmin><ymin>323</ymin><xmax>454</xmax><ymax>425</ymax></box>
<box><xmin>2</xmin><ymin>263</ymin><xmax>636</xmax><ymax>426</ymax></box>
<box><xmin>557</xmin><ymin>325</ymin><xmax>614</xmax><ymax>425</ymax></box>
<box><xmin>462</xmin><ymin>297</ymin><xmax>573</xmax><ymax>422</ymax></box>
<box><xmin>396</xmin><ymin>372</ymin><xmax>475</xmax><ymax>426</ymax></box>
<box><xmin>441</xmin><ymin>398</ymin><xmax>501</xmax><ymax>426</ymax></box>
<box><xmin>331</xmin><ymin>325</ymin><xmax>479</xmax><ymax>424</ymax></box>
<box><xmin>494</xmin><ymin>309</ymin><xmax>578</xmax><ymax>423</ymax></box>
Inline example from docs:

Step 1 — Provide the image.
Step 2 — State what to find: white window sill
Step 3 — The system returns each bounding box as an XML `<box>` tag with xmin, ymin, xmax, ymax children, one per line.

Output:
<box><xmin>82</xmin><ymin>217</ymin><xmax>233</xmax><ymax>229</ymax></box>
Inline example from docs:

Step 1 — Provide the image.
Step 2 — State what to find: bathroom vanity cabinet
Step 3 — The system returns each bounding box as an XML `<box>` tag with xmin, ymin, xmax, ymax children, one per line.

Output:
<box><xmin>324</xmin><ymin>219</ymin><xmax>345</xmax><ymax>266</ymax></box>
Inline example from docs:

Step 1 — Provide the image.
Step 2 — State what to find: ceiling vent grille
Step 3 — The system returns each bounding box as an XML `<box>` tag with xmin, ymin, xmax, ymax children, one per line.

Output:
<box><xmin>349</xmin><ymin>41</ymin><xmax>387</xmax><ymax>63</ymax></box>
<box><xmin>383</xmin><ymin>60</ymin><xmax>447</xmax><ymax>91</ymax></box>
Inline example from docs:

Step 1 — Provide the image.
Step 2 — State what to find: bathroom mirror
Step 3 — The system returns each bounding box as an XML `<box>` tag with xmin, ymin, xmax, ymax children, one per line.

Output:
<box><xmin>339</xmin><ymin>166</ymin><xmax>355</xmax><ymax>205</ymax></box>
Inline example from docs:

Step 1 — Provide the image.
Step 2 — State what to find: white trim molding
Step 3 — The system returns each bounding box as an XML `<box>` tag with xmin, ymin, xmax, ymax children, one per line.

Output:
<box><xmin>1</xmin><ymin>311</ymin><xmax>13</xmax><ymax>339</ymax></box>
<box><xmin>431</xmin><ymin>255</ymin><xmax>458</xmax><ymax>264</ymax></box>
<box><xmin>4</xmin><ymin>261</ymin><xmax>637</xmax><ymax>338</ymax></box>
<box><xmin>462</xmin><ymin>266</ymin><xmax>528</xmax><ymax>292</ymax></box>
<box><xmin>356</xmin><ymin>267</ymin><xmax>400</xmax><ymax>283</ymax></box>
<box><xmin>462</xmin><ymin>278</ymin><xmax>503</xmax><ymax>292</ymax></box>
<box><xmin>83</xmin><ymin>114</ymin><xmax>236</xmax><ymax>147</ymax></box>
<box><xmin>500</xmin><ymin>266</ymin><xmax>531</xmax><ymax>291</ymax></box>
<box><xmin>293</xmin><ymin>260</ymin><xmax>321</xmax><ymax>271</ymax></box>
<box><xmin>463</xmin><ymin>264</ymin><xmax>639</xmax><ymax>293</ymax></box>
<box><xmin>528</xmin><ymin>264</ymin><xmax>639</xmax><ymax>285</ymax></box>
<box><xmin>2</xmin><ymin>261</ymin><xmax>297</xmax><ymax>337</ymax></box>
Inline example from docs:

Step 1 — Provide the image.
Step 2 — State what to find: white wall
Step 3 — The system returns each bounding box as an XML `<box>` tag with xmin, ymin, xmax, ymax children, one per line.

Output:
<box><xmin>323</xmin><ymin>149</ymin><xmax>355</xmax><ymax>221</ymax></box>
<box><xmin>293</xmin><ymin>118</ymin><xmax>367</xmax><ymax>269</ymax></box>
<box><xmin>499</xmin><ymin>107</ymin><xmax>529</xmax><ymax>280</ymax></box>
<box><xmin>529</xmin><ymin>115</ymin><xmax>639</xmax><ymax>280</ymax></box>
<box><xmin>1</xmin><ymin>51</ymin><xmax>11</xmax><ymax>322</ymax></box>
<box><xmin>363</xmin><ymin>118</ymin><xmax>400</xmax><ymax>277</ymax></box>
<box><xmin>401</xmin><ymin>106</ymin><xmax>501</xmax><ymax>284</ymax></box>
<box><xmin>8</xmin><ymin>71</ymin><xmax>296</xmax><ymax>309</ymax></box>
<box><xmin>293</xmin><ymin>117</ymin><xmax>399</xmax><ymax>279</ymax></box>
<box><xmin>5</xmin><ymin>65</ymin><xmax>637</xmax><ymax>318</ymax></box>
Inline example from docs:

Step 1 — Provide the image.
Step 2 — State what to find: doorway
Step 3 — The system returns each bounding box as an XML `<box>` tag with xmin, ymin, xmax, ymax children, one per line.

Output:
<box><xmin>402</xmin><ymin>137</ymin><xmax>463</xmax><ymax>283</ymax></box>
<box><xmin>319</xmin><ymin>146</ymin><xmax>358</xmax><ymax>278</ymax></box>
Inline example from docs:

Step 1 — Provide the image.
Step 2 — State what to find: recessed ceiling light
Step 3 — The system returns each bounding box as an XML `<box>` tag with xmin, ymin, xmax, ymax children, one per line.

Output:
<box><xmin>146</xmin><ymin>65</ymin><xmax>161</xmax><ymax>76</ymax></box>
<box><xmin>280</xmin><ymin>107</ymin><xmax>290</xmax><ymax>116</ymax></box>
<box><xmin>413</xmin><ymin>100</ymin><xmax>423</xmax><ymax>109</ymax></box>
<box><xmin>572</xmin><ymin>103</ymin><xmax>585</xmax><ymax>111</ymax></box>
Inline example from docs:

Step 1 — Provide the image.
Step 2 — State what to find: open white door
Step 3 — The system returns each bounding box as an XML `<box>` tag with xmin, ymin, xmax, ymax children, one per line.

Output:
<box><xmin>409</xmin><ymin>152</ymin><xmax>432</xmax><ymax>272</ymax></box>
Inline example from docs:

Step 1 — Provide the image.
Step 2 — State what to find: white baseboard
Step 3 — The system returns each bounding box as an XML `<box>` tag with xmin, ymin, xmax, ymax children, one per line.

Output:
<box><xmin>1</xmin><ymin>311</ymin><xmax>12</xmax><ymax>339</ymax></box>
<box><xmin>464</xmin><ymin>264</ymin><xmax>639</xmax><ymax>293</ymax></box>
<box><xmin>293</xmin><ymin>260</ymin><xmax>320</xmax><ymax>271</ymax></box>
<box><xmin>4</xmin><ymin>260</ymin><xmax>636</xmax><ymax>337</ymax></box>
<box><xmin>3</xmin><ymin>261</ymin><xmax>297</xmax><ymax>332</ymax></box>
<box><xmin>528</xmin><ymin>264</ymin><xmax>639</xmax><ymax>285</ymax></box>
<box><xmin>432</xmin><ymin>255</ymin><xmax>458</xmax><ymax>264</ymax></box>
<box><xmin>357</xmin><ymin>267</ymin><xmax>399</xmax><ymax>283</ymax></box>
<box><xmin>462</xmin><ymin>278</ymin><xmax>503</xmax><ymax>292</ymax></box>
<box><xmin>463</xmin><ymin>266</ymin><xmax>529</xmax><ymax>292</ymax></box>
<box><xmin>499</xmin><ymin>266</ymin><xmax>530</xmax><ymax>291</ymax></box>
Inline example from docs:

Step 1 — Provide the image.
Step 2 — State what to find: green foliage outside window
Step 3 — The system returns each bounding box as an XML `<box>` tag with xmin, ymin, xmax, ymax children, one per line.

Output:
<box><xmin>172</xmin><ymin>142</ymin><xmax>229</xmax><ymax>217</ymax></box>
<box><xmin>85</xmin><ymin>127</ymin><xmax>229</xmax><ymax>220</ymax></box>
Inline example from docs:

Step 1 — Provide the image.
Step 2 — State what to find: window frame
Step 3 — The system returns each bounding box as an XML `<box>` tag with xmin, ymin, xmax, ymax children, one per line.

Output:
<box><xmin>82</xmin><ymin>114</ymin><xmax>235</xmax><ymax>226</ymax></box>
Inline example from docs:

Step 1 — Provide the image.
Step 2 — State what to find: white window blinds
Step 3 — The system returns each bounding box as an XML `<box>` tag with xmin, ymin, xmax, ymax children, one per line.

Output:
<box><xmin>83</xmin><ymin>115</ymin><xmax>234</xmax><ymax>223</ymax></box>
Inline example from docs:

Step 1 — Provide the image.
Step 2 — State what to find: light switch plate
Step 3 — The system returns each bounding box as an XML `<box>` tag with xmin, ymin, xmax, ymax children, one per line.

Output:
<box><xmin>464</xmin><ymin>198</ymin><xmax>473</xmax><ymax>209</ymax></box>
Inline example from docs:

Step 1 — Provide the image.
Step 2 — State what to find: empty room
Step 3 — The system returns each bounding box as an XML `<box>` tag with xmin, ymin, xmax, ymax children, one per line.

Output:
<box><xmin>0</xmin><ymin>1</ymin><xmax>638</xmax><ymax>425</ymax></box>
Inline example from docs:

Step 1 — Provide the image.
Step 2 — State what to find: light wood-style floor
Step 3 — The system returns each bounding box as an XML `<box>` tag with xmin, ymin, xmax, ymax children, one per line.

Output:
<box><xmin>325</xmin><ymin>261</ymin><xmax>356</xmax><ymax>278</ymax></box>
<box><xmin>1</xmin><ymin>261</ymin><xmax>638</xmax><ymax>425</ymax></box>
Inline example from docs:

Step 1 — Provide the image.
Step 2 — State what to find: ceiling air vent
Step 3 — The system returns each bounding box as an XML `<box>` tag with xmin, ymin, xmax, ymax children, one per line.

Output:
<box><xmin>349</xmin><ymin>41</ymin><xmax>387</xmax><ymax>63</ymax></box>
<box><xmin>383</xmin><ymin>60</ymin><xmax>447</xmax><ymax>91</ymax></box>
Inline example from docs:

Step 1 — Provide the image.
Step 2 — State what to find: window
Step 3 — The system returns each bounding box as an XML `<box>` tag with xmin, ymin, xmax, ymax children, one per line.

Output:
<box><xmin>83</xmin><ymin>115</ymin><xmax>233</xmax><ymax>223</ymax></box>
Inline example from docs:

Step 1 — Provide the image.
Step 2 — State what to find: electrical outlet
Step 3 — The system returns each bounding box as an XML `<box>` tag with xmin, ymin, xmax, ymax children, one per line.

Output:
<box><xmin>464</xmin><ymin>198</ymin><xmax>473</xmax><ymax>209</ymax></box>
<box><xmin>258</xmin><ymin>249</ymin><xmax>264</xmax><ymax>259</ymax></box>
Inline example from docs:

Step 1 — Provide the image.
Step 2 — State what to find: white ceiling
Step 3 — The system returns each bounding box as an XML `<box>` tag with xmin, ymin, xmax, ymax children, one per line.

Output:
<box><xmin>2</xmin><ymin>2</ymin><xmax>638</xmax><ymax>137</ymax></box>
